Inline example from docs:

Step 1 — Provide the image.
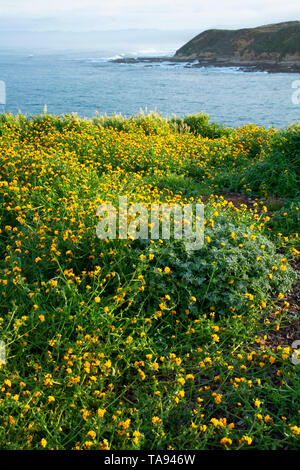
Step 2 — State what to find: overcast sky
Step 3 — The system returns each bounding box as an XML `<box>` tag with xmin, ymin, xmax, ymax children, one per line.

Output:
<box><xmin>1</xmin><ymin>0</ymin><xmax>300</xmax><ymax>31</ymax></box>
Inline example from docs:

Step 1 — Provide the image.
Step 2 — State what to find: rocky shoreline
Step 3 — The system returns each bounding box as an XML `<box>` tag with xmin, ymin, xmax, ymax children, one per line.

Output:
<box><xmin>111</xmin><ymin>56</ymin><xmax>300</xmax><ymax>73</ymax></box>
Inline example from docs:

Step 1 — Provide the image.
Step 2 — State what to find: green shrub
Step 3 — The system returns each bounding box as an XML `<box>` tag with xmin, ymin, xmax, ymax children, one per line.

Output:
<box><xmin>94</xmin><ymin>111</ymin><xmax>178</xmax><ymax>136</ymax></box>
<box><xmin>267</xmin><ymin>200</ymin><xmax>300</xmax><ymax>235</ymax></box>
<box><xmin>171</xmin><ymin>113</ymin><xmax>231</xmax><ymax>139</ymax></box>
<box><xmin>127</xmin><ymin>211</ymin><xmax>296</xmax><ymax>317</ymax></box>
<box><xmin>234</xmin><ymin>123</ymin><xmax>300</xmax><ymax>197</ymax></box>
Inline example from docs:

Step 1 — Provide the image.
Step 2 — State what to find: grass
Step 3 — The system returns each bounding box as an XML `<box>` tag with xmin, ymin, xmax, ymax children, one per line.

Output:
<box><xmin>0</xmin><ymin>111</ymin><xmax>299</xmax><ymax>450</ymax></box>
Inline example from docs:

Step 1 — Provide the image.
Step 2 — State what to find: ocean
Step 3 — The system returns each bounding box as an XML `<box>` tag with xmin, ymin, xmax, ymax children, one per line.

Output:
<box><xmin>1</xmin><ymin>48</ymin><xmax>300</xmax><ymax>128</ymax></box>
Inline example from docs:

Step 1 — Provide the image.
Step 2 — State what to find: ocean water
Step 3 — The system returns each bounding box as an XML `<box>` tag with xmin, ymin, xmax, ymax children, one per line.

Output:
<box><xmin>0</xmin><ymin>49</ymin><xmax>300</xmax><ymax>128</ymax></box>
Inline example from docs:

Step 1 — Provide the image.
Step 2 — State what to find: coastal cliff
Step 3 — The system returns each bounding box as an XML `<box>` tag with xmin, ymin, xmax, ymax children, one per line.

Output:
<box><xmin>174</xmin><ymin>21</ymin><xmax>300</xmax><ymax>68</ymax></box>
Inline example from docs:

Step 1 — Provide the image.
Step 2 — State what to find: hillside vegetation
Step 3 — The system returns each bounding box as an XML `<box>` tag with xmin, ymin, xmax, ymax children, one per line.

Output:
<box><xmin>175</xmin><ymin>21</ymin><xmax>300</xmax><ymax>63</ymax></box>
<box><xmin>0</xmin><ymin>112</ymin><xmax>299</xmax><ymax>450</ymax></box>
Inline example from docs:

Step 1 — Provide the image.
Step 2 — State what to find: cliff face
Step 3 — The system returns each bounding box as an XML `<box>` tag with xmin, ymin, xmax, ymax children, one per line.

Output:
<box><xmin>175</xmin><ymin>21</ymin><xmax>300</xmax><ymax>64</ymax></box>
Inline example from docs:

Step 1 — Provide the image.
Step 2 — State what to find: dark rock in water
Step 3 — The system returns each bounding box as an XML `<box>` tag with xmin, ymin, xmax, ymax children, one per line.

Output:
<box><xmin>111</xmin><ymin>22</ymin><xmax>300</xmax><ymax>73</ymax></box>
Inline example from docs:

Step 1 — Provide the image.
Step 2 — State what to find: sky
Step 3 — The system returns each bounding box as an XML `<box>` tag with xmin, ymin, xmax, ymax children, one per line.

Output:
<box><xmin>1</xmin><ymin>0</ymin><xmax>300</xmax><ymax>31</ymax></box>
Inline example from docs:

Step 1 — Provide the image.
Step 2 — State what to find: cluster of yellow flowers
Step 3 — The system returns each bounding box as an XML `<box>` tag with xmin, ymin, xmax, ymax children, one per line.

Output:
<box><xmin>0</xmin><ymin>115</ymin><xmax>298</xmax><ymax>450</ymax></box>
